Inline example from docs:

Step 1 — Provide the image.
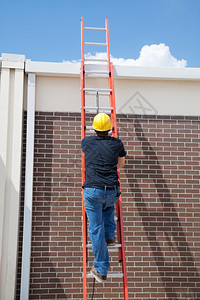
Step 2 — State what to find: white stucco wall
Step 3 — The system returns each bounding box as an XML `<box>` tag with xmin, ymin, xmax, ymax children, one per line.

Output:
<box><xmin>33</xmin><ymin>75</ymin><xmax>200</xmax><ymax>116</ymax></box>
<box><xmin>23</xmin><ymin>60</ymin><xmax>200</xmax><ymax>116</ymax></box>
<box><xmin>116</xmin><ymin>78</ymin><xmax>200</xmax><ymax>115</ymax></box>
<box><xmin>35</xmin><ymin>76</ymin><xmax>81</xmax><ymax>112</ymax></box>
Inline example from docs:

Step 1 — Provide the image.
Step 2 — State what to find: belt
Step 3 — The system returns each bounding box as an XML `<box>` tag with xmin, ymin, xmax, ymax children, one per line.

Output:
<box><xmin>95</xmin><ymin>186</ymin><xmax>118</xmax><ymax>190</ymax></box>
<box><xmin>83</xmin><ymin>185</ymin><xmax>119</xmax><ymax>190</ymax></box>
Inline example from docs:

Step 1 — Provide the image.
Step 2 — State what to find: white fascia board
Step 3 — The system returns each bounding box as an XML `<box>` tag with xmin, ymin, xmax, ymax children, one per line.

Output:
<box><xmin>114</xmin><ymin>65</ymin><xmax>200</xmax><ymax>80</ymax></box>
<box><xmin>25</xmin><ymin>59</ymin><xmax>200</xmax><ymax>81</ymax></box>
<box><xmin>25</xmin><ymin>60</ymin><xmax>81</xmax><ymax>77</ymax></box>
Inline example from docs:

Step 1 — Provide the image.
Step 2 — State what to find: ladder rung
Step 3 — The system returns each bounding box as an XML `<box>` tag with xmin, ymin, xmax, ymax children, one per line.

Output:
<box><xmin>85</xmin><ymin>70</ymin><xmax>109</xmax><ymax>74</ymax></box>
<box><xmin>84</xmin><ymin>58</ymin><xmax>108</xmax><ymax>62</ymax></box>
<box><xmin>85</xmin><ymin>74</ymin><xmax>109</xmax><ymax>78</ymax></box>
<box><xmin>84</xmin><ymin>27</ymin><xmax>106</xmax><ymax>31</ymax></box>
<box><xmin>84</xmin><ymin>106</ymin><xmax>113</xmax><ymax>111</ymax></box>
<box><xmin>86</xmin><ymin>243</ymin><xmax>122</xmax><ymax>248</ymax></box>
<box><xmin>83</xmin><ymin>88</ymin><xmax>112</xmax><ymax>92</ymax></box>
<box><xmin>85</xmin><ymin>42</ymin><xmax>107</xmax><ymax>46</ymax></box>
<box><xmin>83</xmin><ymin>125</ymin><xmax>94</xmax><ymax>132</ymax></box>
<box><xmin>86</xmin><ymin>110</ymin><xmax>104</xmax><ymax>113</ymax></box>
<box><xmin>87</xmin><ymin>273</ymin><xmax>124</xmax><ymax>278</ymax></box>
<box><xmin>85</xmin><ymin>91</ymin><xmax>110</xmax><ymax>96</ymax></box>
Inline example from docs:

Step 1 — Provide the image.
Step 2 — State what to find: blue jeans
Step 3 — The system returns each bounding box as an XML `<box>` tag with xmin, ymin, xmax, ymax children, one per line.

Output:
<box><xmin>84</xmin><ymin>187</ymin><xmax>120</xmax><ymax>276</ymax></box>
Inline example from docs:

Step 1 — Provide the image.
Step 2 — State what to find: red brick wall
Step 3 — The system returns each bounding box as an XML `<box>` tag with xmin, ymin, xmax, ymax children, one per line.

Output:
<box><xmin>16</xmin><ymin>112</ymin><xmax>200</xmax><ymax>300</ymax></box>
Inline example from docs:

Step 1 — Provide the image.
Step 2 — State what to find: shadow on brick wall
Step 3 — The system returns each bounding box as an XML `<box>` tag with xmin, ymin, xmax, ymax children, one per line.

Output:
<box><xmin>124</xmin><ymin>117</ymin><xmax>200</xmax><ymax>300</ymax></box>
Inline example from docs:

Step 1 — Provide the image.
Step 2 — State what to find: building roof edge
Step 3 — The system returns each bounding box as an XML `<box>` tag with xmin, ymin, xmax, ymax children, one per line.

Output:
<box><xmin>24</xmin><ymin>59</ymin><xmax>200</xmax><ymax>80</ymax></box>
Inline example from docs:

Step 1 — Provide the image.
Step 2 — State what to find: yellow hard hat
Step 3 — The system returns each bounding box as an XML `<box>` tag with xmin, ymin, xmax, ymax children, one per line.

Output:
<box><xmin>92</xmin><ymin>113</ymin><xmax>112</xmax><ymax>131</ymax></box>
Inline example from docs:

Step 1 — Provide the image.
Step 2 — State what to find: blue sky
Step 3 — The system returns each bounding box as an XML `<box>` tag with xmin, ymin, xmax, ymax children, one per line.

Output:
<box><xmin>1</xmin><ymin>0</ymin><xmax>200</xmax><ymax>67</ymax></box>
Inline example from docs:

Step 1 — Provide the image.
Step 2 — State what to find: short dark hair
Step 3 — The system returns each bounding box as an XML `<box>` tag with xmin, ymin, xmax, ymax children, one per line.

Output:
<box><xmin>95</xmin><ymin>130</ymin><xmax>109</xmax><ymax>136</ymax></box>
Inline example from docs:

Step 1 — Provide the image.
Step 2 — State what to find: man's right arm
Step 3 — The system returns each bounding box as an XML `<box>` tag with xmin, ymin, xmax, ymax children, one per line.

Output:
<box><xmin>117</xmin><ymin>156</ymin><xmax>125</xmax><ymax>169</ymax></box>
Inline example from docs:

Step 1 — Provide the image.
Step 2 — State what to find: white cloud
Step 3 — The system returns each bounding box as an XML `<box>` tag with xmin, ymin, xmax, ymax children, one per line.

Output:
<box><xmin>81</xmin><ymin>43</ymin><xmax>187</xmax><ymax>68</ymax></box>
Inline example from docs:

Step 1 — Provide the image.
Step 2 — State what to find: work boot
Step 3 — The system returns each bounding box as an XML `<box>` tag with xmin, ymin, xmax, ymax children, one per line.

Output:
<box><xmin>90</xmin><ymin>265</ymin><xmax>107</xmax><ymax>283</ymax></box>
<box><xmin>106</xmin><ymin>238</ymin><xmax>115</xmax><ymax>247</ymax></box>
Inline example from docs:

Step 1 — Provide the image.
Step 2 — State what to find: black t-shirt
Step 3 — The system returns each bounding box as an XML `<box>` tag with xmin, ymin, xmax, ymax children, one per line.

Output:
<box><xmin>81</xmin><ymin>135</ymin><xmax>126</xmax><ymax>188</ymax></box>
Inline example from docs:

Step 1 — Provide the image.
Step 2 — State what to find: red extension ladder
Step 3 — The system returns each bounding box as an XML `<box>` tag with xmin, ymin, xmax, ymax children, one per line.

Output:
<box><xmin>80</xmin><ymin>17</ymin><xmax>129</xmax><ymax>300</ymax></box>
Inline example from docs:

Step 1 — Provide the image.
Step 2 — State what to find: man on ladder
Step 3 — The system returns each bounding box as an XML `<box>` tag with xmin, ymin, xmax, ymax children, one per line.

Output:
<box><xmin>81</xmin><ymin>112</ymin><xmax>126</xmax><ymax>283</ymax></box>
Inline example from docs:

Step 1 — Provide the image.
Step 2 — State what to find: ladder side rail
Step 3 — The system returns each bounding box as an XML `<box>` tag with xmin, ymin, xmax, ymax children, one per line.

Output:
<box><xmin>118</xmin><ymin>197</ymin><xmax>128</xmax><ymax>300</ymax></box>
<box><xmin>109</xmin><ymin>63</ymin><xmax>129</xmax><ymax>300</ymax></box>
<box><xmin>115</xmin><ymin>196</ymin><xmax>123</xmax><ymax>262</ymax></box>
<box><xmin>118</xmin><ymin>193</ymin><xmax>129</xmax><ymax>300</ymax></box>
<box><xmin>105</xmin><ymin>18</ymin><xmax>111</xmax><ymax>72</ymax></box>
<box><xmin>109</xmin><ymin>63</ymin><xmax>117</xmax><ymax>137</ymax></box>
<box><xmin>81</xmin><ymin>17</ymin><xmax>85</xmax><ymax>65</ymax></box>
<box><xmin>81</xmin><ymin>61</ymin><xmax>87</xmax><ymax>300</ymax></box>
<box><xmin>109</xmin><ymin>63</ymin><xmax>123</xmax><ymax>262</ymax></box>
<box><xmin>109</xmin><ymin>63</ymin><xmax>122</xmax><ymax>261</ymax></box>
<box><xmin>81</xmin><ymin>17</ymin><xmax>87</xmax><ymax>300</ymax></box>
<box><xmin>80</xmin><ymin>61</ymin><xmax>86</xmax><ymax>195</ymax></box>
